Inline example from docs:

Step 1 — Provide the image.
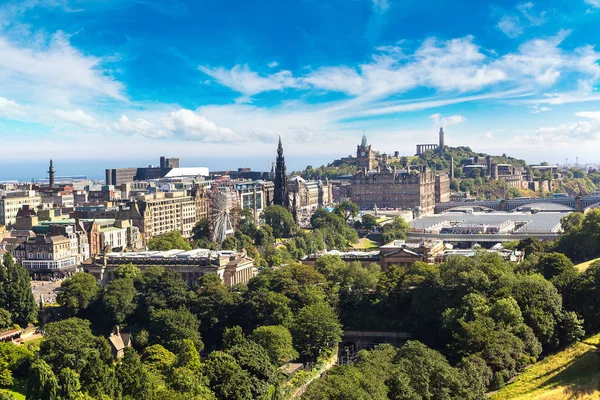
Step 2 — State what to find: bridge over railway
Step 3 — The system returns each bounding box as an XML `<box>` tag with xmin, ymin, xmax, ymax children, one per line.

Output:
<box><xmin>434</xmin><ymin>196</ymin><xmax>600</xmax><ymax>214</ymax></box>
<box><xmin>407</xmin><ymin>231</ymin><xmax>561</xmax><ymax>242</ymax></box>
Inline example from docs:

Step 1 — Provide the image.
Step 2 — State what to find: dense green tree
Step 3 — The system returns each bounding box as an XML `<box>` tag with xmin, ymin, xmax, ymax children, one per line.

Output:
<box><xmin>114</xmin><ymin>263</ymin><xmax>141</xmax><ymax>280</ymax></box>
<box><xmin>227</xmin><ymin>341</ymin><xmax>279</xmax><ymax>398</ymax></box>
<box><xmin>249</xmin><ymin>325</ymin><xmax>298</xmax><ymax>365</ymax></box>
<box><xmin>333</xmin><ymin>201</ymin><xmax>359</xmax><ymax>222</ymax></box>
<box><xmin>101</xmin><ymin>278</ymin><xmax>137</xmax><ymax>326</ymax></box>
<box><xmin>243</xmin><ymin>289</ymin><xmax>293</xmax><ymax>329</ymax></box>
<box><xmin>202</xmin><ymin>351</ymin><xmax>253</xmax><ymax>400</ymax></box>
<box><xmin>116</xmin><ymin>348</ymin><xmax>154</xmax><ymax>400</ymax></box>
<box><xmin>57</xmin><ymin>368</ymin><xmax>80</xmax><ymax>400</ymax></box>
<box><xmin>138</xmin><ymin>268</ymin><xmax>191</xmax><ymax>311</ymax></box>
<box><xmin>148</xmin><ymin>307</ymin><xmax>203</xmax><ymax>352</ymax></box>
<box><xmin>0</xmin><ymin>309</ymin><xmax>11</xmax><ymax>331</ymax></box>
<box><xmin>78</xmin><ymin>351</ymin><xmax>120</xmax><ymax>399</ymax></box>
<box><xmin>565</xmin><ymin>261</ymin><xmax>600</xmax><ymax>331</ymax></box>
<box><xmin>147</xmin><ymin>231</ymin><xmax>192</xmax><ymax>251</ymax></box>
<box><xmin>292</xmin><ymin>302</ymin><xmax>342</xmax><ymax>362</ymax></box>
<box><xmin>192</xmin><ymin>274</ymin><xmax>243</xmax><ymax>350</ymax></box>
<box><xmin>57</xmin><ymin>273</ymin><xmax>99</xmax><ymax>317</ymax></box>
<box><xmin>381</xmin><ymin>216</ymin><xmax>412</xmax><ymax>243</ymax></box>
<box><xmin>192</xmin><ymin>219</ymin><xmax>210</xmax><ymax>241</ymax></box>
<box><xmin>361</xmin><ymin>214</ymin><xmax>378</xmax><ymax>230</ymax></box>
<box><xmin>0</xmin><ymin>392</ymin><xmax>15</xmax><ymax>400</ymax></box>
<box><xmin>39</xmin><ymin>318</ymin><xmax>111</xmax><ymax>373</ymax></box>
<box><xmin>141</xmin><ymin>344</ymin><xmax>175</xmax><ymax>375</ymax></box>
<box><xmin>0</xmin><ymin>254</ymin><xmax>37</xmax><ymax>326</ymax></box>
<box><xmin>262</xmin><ymin>205</ymin><xmax>296</xmax><ymax>238</ymax></box>
<box><xmin>26</xmin><ymin>359</ymin><xmax>58</xmax><ymax>400</ymax></box>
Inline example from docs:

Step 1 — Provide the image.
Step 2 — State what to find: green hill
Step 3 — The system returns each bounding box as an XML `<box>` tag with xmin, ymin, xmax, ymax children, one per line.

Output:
<box><xmin>490</xmin><ymin>332</ymin><xmax>600</xmax><ymax>400</ymax></box>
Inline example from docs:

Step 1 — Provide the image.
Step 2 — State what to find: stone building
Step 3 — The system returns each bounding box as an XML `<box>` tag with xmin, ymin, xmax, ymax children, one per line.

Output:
<box><xmin>356</xmin><ymin>133</ymin><xmax>376</xmax><ymax>170</ymax></box>
<box><xmin>435</xmin><ymin>173</ymin><xmax>451</xmax><ymax>203</ymax></box>
<box><xmin>350</xmin><ymin>165</ymin><xmax>437</xmax><ymax>215</ymax></box>
<box><xmin>0</xmin><ymin>191</ymin><xmax>43</xmax><ymax>227</ymax></box>
<box><xmin>84</xmin><ymin>248</ymin><xmax>256</xmax><ymax>287</ymax></box>
<box><xmin>117</xmin><ymin>192</ymin><xmax>197</xmax><ymax>241</ymax></box>
<box><xmin>288</xmin><ymin>177</ymin><xmax>333</xmax><ymax>210</ymax></box>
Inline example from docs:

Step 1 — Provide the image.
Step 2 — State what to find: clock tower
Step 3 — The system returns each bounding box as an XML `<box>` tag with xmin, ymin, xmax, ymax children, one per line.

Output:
<box><xmin>356</xmin><ymin>133</ymin><xmax>375</xmax><ymax>170</ymax></box>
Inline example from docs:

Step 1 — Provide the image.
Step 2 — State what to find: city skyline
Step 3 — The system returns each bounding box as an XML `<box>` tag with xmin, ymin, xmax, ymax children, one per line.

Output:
<box><xmin>1</xmin><ymin>0</ymin><xmax>600</xmax><ymax>166</ymax></box>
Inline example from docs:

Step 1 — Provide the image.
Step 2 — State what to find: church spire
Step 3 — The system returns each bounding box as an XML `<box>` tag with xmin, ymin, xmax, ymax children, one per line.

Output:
<box><xmin>274</xmin><ymin>136</ymin><xmax>289</xmax><ymax>209</ymax></box>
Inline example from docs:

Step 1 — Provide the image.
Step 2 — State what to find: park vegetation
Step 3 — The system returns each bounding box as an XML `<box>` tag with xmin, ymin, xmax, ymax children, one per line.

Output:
<box><xmin>2</xmin><ymin>204</ymin><xmax>600</xmax><ymax>399</ymax></box>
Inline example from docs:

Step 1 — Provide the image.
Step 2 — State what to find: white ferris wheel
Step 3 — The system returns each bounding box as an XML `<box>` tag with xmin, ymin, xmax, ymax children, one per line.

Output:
<box><xmin>209</xmin><ymin>182</ymin><xmax>238</xmax><ymax>244</ymax></box>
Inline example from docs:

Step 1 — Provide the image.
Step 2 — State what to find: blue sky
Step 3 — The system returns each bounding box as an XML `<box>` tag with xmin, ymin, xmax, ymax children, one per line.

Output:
<box><xmin>1</xmin><ymin>0</ymin><xmax>600</xmax><ymax>176</ymax></box>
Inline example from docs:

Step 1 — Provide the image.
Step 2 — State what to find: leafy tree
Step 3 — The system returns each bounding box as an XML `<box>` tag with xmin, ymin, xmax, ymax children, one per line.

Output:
<box><xmin>0</xmin><ymin>309</ymin><xmax>11</xmax><ymax>331</ymax></box>
<box><xmin>193</xmin><ymin>274</ymin><xmax>243</xmax><ymax>350</ymax></box>
<box><xmin>0</xmin><ymin>392</ymin><xmax>15</xmax><ymax>400</ymax></box>
<box><xmin>249</xmin><ymin>325</ymin><xmax>298</xmax><ymax>365</ymax></box>
<box><xmin>101</xmin><ymin>278</ymin><xmax>137</xmax><ymax>326</ymax></box>
<box><xmin>141</xmin><ymin>344</ymin><xmax>175</xmax><ymax>375</ymax></box>
<box><xmin>202</xmin><ymin>351</ymin><xmax>253</xmax><ymax>400</ymax></box>
<box><xmin>114</xmin><ymin>263</ymin><xmax>141</xmax><ymax>280</ymax></box>
<box><xmin>381</xmin><ymin>216</ymin><xmax>411</xmax><ymax>243</ymax></box>
<box><xmin>361</xmin><ymin>214</ymin><xmax>378</xmax><ymax>230</ymax></box>
<box><xmin>566</xmin><ymin>261</ymin><xmax>600</xmax><ymax>331</ymax></box>
<box><xmin>243</xmin><ymin>289</ymin><xmax>293</xmax><ymax>330</ymax></box>
<box><xmin>138</xmin><ymin>268</ymin><xmax>191</xmax><ymax>311</ymax></box>
<box><xmin>0</xmin><ymin>254</ymin><xmax>37</xmax><ymax>326</ymax></box>
<box><xmin>116</xmin><ymin>347</ymin><xmax>154</xmax><ymax>400</ymax></box>
<box><xmin>57</xmin><ymin>273</ymin><xmax>99</xmax><ymax>317</ymax></box>
<box><xmin>292</xmin><ymin>302</ymin><xmax>342</xmax><ymax>362</ymax></box>
<box><xmin>0</xmin><ymin>359</ymin><xmax>13</xmax><ymax>388</ymax></box>
<box><xmin>192</xmin><ymin>218</ymin><xmax>210</xmax><ymax>241</ymax></box>
<box><xmin>227</xmin><ymin>341</ymin><xmax>279</xmax><ymax>398</ymax></box>
<box><xmin>148</xmin><ymin>307</ymin><xmax>203</xmax><ymax>352</ymax></box>
<box><xmin>39</xmin><ymin>318</ymin><xmax>112</xmax><ymax>373</ymax></box>
<box><xmin>333</xmin><ymin>201</ymin><xmax>359</xmax><ymax>222</ymax></box>
<box><xmin>57</xmin><ymin>368</ymin><xmax>81</xmax><ymax>400</ymax></box>
<box><xmin>26</xmin><ymin>359</ymin><xmax>58</xmax><ymax>400</ymax></box>
<box><xmin>78</xmin><ymin>351</ymin><xmax>120</xmax><ymax>399</ymax></box>
<box><xmin>147</xmin><ymin>230</ymin><xmax>192</xmax><ymax>251</ymax></box>
<box><xmin>262</xmin><ymin>205</ymin><xmax>296</xmax><ymax>238</ymax></box>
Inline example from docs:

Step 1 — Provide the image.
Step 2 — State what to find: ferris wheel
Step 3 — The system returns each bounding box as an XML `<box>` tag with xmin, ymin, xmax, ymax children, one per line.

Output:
<box><xmin>209</xmin><ymin>177</ymin><xmax>239</xmax><ymax>243</ymax></box>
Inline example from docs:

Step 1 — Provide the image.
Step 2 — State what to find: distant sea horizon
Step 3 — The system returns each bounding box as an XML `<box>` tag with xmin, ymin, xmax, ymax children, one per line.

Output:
<box><xmin>0</xmin><ymin>155</ymin><xmax>336</xmax><ymax>183</ymax></box>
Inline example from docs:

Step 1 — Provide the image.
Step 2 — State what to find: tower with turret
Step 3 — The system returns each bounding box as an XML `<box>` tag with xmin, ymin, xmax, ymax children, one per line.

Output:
<box><xmin>48</xmin><ymin>160</ymin><xmax>55</xmax><ymax>187</ymax></box>
<box><xmin>273</xmin><ymin>137</ymin><xmax>289</xmax><ymax>209</ymax></box>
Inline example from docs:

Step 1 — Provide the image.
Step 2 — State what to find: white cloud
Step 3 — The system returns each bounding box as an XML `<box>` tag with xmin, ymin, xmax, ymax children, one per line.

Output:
<box><xmin>585</xmin><ymin>0</ymin><xmax>600</xmax><ymax>8</ymax></box>
<box><xmin>164</xmin><ymin>109</ymin><xmax>240</xmax><ymax>142</ymax></box>
<box><xmin>528</xmin><ymin>105</ymin><xmax>551</xmax><ymax>113</ymax></box>
<box><xmin>114</xmin><ymin>115</ymin><xmax>166</xmax><ymax>139</ymax></box>
<box><xmin>575</xmin><ymin>111</ymin><xmax>600</xmax><ymax>120</ymax></box>
<box><xmin>497</xmin><ymin>16</ymin><xmax>523</xmax><ymax>38</ymax></box>
<box><xmin>267</xmin><ymin>61</ymin><xmax>278</xmax><ymax>68</ymax></box>
<box><xmin>372</xmin><ymin>0</ymin><xmax>390</xmax><ymax>14</ymax></box>
<box><xmin>496</xmin><ymin>2</ymin><xmax>546</xmax><ymax>38</ymax></box>
<box><xmin>0</xmin><ymin>31</ymin><xmax>125</xmax><ymax>106</ymax></box>
<box><xmin>0</xmin><ymin>96</ymin><xmax>26</xmax><ymax>118</ymax></box>
<box><xmin>429</xmin><ymin>113</ymin><xmax>467</xmax><ymax>127</ymax></box>
<box><xmin>199</xmin><ymin>64</ymin><xmax>300</xmax><ymax>99</ymax></box>
<box><xmin>54</xmin><ymin>109</ymin><xmax>100</xmax><ymax>128</ymax></box>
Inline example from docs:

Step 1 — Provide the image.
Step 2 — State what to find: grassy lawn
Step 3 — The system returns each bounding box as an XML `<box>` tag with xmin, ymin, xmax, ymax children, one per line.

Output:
<box><xmin>574</xmin><ymin>258</ymin><xmax>600</xmax><ymax>273</ymax></box>
<box><xmin>1</xmin><ymin>379</ymin><xmax>26</xmax><ymax>400</ymax></box>
<box><xmin>351</xmin><ymin>238</ymin><xmax>379</xmax><ymax>250</ymax></box>
<box><xmin>491</xmin><ymin>332</ymin><xmax>600</xmax><ymax>400</ymax></box>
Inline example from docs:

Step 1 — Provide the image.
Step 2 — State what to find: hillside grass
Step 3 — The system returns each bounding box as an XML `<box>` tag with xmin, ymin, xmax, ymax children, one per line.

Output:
<box><xmin>491</xmin><ymin>332</ymin><xmax>600</xmax><ymax>400</ymax></box>
<box><xmin>575</xmin><ymin>258</ymin><xmax>600</xmax><ymax>273</ymax></box>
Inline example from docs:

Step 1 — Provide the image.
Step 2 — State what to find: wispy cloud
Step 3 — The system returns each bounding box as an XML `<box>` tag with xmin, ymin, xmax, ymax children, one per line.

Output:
<box><xmin>430</xmin><ymin>113</ymin><xmax>467</xmax><ymax>127</ymax></box>
<box><xmin>528</xmin><ymin>105</ymin><xmax>551</xmax><ymax>113</ymax></box>
<box><xmin>496</xmin><ymin>2</ymin><xmax>547</xmax><ymax>38</ymax></box>
<box><xmin>585</xmin><ymin>0</ymin><xmax>600</xmax><ymax>8</ymax></box>
<box><xmin>372</xmin><ymin>0</ymin><xmax>390</xmax><ymax>14</ymax></box>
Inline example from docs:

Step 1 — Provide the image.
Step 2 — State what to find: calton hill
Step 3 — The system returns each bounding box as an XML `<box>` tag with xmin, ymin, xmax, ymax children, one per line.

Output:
<box><xmin>1</xmin><ymin>192</ymin><xmax>600</xmax><ymax>399</ymax></box>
